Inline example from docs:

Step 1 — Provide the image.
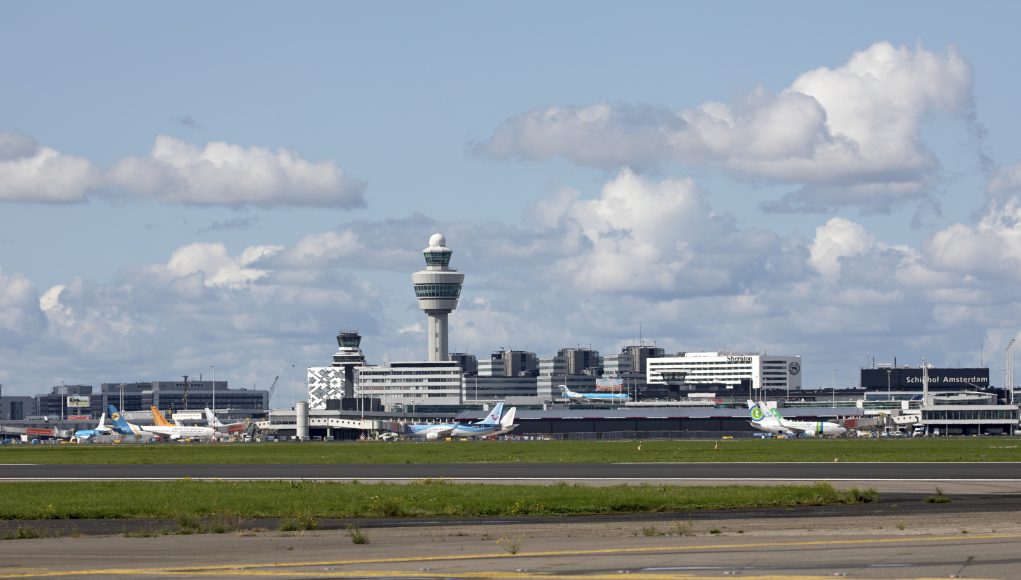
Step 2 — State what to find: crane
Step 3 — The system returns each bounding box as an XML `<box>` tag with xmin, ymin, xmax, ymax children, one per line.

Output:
<box><xmin>267</xmin><ymin>376</ymin><xmax>279</xmax><ymax>409</ymax></box>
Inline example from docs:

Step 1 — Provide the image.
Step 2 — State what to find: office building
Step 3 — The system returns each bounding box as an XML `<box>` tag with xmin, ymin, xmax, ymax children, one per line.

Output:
<box><xmin>647</xmin><ymin>352</ymin><xmax>802</xmax><ymax>393</ymax></box>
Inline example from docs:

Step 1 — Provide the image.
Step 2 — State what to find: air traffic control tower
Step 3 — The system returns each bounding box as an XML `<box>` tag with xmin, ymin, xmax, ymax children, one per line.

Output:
<box><xmin>412</xmin><ymin>233</ymin><xmax>464</xmax><ymax>361</ymax></box>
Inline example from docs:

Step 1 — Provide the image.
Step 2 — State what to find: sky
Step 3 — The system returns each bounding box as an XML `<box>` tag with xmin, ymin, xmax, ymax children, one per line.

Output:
<box><xmin>3</xmin><ymin>1</ymin><xmax>1021</xmax><ymax>402</ymax></box>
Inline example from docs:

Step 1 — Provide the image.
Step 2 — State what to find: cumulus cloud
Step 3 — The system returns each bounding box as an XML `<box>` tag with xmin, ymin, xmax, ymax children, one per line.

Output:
<box><xmin>925</xmin><ymin>197</ymin><xmax>1021</xmax><ymax>279</ymax></box>
<box><xmin>988</xmin><ymin>160</ymin><xmax>1021</xmax><ymax>195</ymax></box>
<box><xmin>0</xmin><ymin>133</ymin><xmax>366</xmax><ymax>208</ymax></box>
<box><xmin>476</xmin><ymin>42</ymin><xmax>974</xmax><ymax>211</ymax></box>
<box><xmin>107</xmin><ymin>135</ymin><xmax>366</xmax><ymax>208</ymax></box>
<box><xmin>6</xmin><ymin>171</ymin><xmax>1021</xmax><ymax>394</ymax></box>
<box><xmin>0</xmin><ymin>131</ymin><xmax>100</xmax><ymax>203</ymax></box>
<box><xmin>809</xmin><ymin>218</ymin><xmax>876</xmax><ymax>279</ymax></box>
<box><xmin>0</xmin><ymin>270</ymin><xmax>47</xmax><ymax>346</ymax></box>
<box><xmin>153</xmin><ymin>242</ymin><xmax>284</xmax><ymax>289</ymax></box>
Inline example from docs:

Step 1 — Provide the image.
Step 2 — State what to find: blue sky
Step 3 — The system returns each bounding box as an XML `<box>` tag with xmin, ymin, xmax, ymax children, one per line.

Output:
<box><xmin>3</xmin><ymin>1</ymin><xmax>1021</xmax><ymax>401</ymax></box>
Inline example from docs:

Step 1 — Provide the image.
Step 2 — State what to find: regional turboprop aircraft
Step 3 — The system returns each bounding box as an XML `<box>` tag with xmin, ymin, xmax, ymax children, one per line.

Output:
<box><xmin>759</xmin><ymin>402</ymin><xmax>846</xmax><ymax>437</ymax></box>
<box><xmin>558</xmin><ymin>385</ymin><xmax>629</xmax><ymax>403</ymax></box>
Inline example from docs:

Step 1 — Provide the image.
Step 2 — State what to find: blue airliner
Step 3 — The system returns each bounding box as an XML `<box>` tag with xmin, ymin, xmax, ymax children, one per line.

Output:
<box><xmin>407</xmin><ymin>402</ymin><xmax>507</xmax><ymax>440</ymax></box>
<box><xmin>558</xmin><ymin>385</ymin><xmax>630</xmax><ymax>403</ymax></box>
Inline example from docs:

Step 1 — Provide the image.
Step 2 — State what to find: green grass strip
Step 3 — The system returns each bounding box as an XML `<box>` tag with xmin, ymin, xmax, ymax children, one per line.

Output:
<box><xmin>2</xmin><ymin>438</ymin><xmax>1020</xmax><ymax>464</ymax></box>
<box><xmin>0</xmin><ymin>480</ymin><xmax>875</xmax><ymax>520</ymax></box>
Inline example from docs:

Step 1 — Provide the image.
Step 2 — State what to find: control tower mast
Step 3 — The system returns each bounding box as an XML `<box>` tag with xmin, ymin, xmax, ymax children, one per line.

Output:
<box><xmin>411</xmin><ymin>233</ymin><xmax>464</xmax><ymax>361</ymax></box>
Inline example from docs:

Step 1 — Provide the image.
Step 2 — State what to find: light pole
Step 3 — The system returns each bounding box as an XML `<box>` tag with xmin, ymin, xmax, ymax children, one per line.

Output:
<box><xmin>832</xmin><ymin>369</ymin><xmax>836</xmax><ymax>407</ymax></box>
<box><xmin>119</xmin><ymin>383</ymin><xmax>125</xmax><ymax>413</ymax></box>
<box><xmin>211</xmin><ymin>363</ymin><xmax>216</xmax><ymax>414</ymax></box>
<box><xmin>289</xmin><ymin>364</ymin><xmax>295</xmax><ymax>409</ymax></box>
<box><xmin>1008</xmin><ymin>338</ymin><xmax>1016</xmax><ymax>405</ymax></box>
<box><xmin>886</xmin><ymin>368</ymin><xmax>892</xmax><ymax>402</ymax></box>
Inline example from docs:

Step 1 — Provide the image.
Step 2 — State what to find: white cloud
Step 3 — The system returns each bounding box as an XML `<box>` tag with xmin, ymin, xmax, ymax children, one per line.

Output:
<box><xmin>107</xmin><ymin>135</ymin><xmax>366</xmax><ymax>208</ymax></box>
<box><xmin>925</xmin><ymin>197</ymin><xmax>1021</xmax><ymax>279</ymax></box>
<box><xmin>477</xmin><ymin>42</ymin><xmax>973</xmax><ymax>211</ymax></box>
<box><xmin>155</xmin><ymin>242</ymin><xmax>283</xmax><ymax>289</ymax></box>
<box><xmin>7</xmin><ymin>173</ymin><xmax>1021</xmax><ymax>395</ymax></box>
<box><xmin>0</xmin><ymin>270</ymin><xmax>46</xmax><ymax>346</ymax></box>
<box><xmin>988</xmin><ymin>160</ymin><xmax>1021</xmax><ymax>194</ymax></box>
<box><xmin>809</xmin><ymin>218</ymin><xmax>876</xmax><ymax>279</ymax></box>
<box><xmin>0</xmin><ymin>133</ymin><xmax>366</xmax><ymax>208</ymax></box>
<box><xmin>0</xmin><ymin>131</ymin><xmax>100</xmax><ymax>203</ymax></box>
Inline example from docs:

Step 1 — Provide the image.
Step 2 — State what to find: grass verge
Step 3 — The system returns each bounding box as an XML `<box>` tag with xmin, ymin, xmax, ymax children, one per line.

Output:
<box><xmin>0</xmin><ymin>480</ymin><xmax>874</xmax><ymax>520</ymax></box>
<box><xmin>2</xmin><ymin>438</ymin><xmax>1019</xmax><ymax>465</ymax></box>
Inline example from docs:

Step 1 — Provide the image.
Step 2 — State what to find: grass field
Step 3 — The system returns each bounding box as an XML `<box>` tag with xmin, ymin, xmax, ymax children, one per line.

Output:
<box><xmin>0</xmin><ymin>480</ymin><xmax>875</xmax><ymax>520</ymax></box>
<box><xmin>1</xmin><ymin>438</ymin><xmax>1019</xmax><ymax>464</ymax></box>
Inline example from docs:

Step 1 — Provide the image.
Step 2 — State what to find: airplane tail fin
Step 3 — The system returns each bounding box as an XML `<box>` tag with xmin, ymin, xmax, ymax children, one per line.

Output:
<box><xmin>748</xmin><ymin>401</ymin><xmax>767</xmax><ymax>424</ymax></box>
<box><xmin>759</xmin><ymin>401</ymin><xmax>782</xmax><ymax>420</ymax></box>
<box><xmin>557</xmin><ymin>385</ymin><xmax>574</xmax><ymax>398</ymax></box>
<box><xmin>204</xmin><ymin>408</ymin><xmax>221</xmax><ymax>428</ymax></box>
<box><xmin>150</xmin><ymin>406</ymin><xmax>173</xmax><ymax>427</ymax></box>
<box><xmin>478</xmin><ymin>402</ymin><xmax>504</xmax><ymax>425</ymax></box>
<box><xmin>97</xmin><ymin>412</ymin><xmax>107</xmax><ymax>429</ymax></box>
<box><xmin>108</xmin><ymin>405</ymin><xmax>133</xmax><ymax>434</ymax></box>
<box><xmin>500</xmin><ymin>407</ymin><xmax>517</xmax><ymax>428</ymax></box>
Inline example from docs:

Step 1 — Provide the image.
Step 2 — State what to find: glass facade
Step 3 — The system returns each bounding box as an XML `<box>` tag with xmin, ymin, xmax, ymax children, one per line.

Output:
<box><xmin>424</xmin><ymin>251</ymin><xmax>451</xmax><ymax>267</ymax></box>
<box><xmin>414</xmin><ymin>283</ymin><xmax>462</xmax><ymax>298</ymax></box>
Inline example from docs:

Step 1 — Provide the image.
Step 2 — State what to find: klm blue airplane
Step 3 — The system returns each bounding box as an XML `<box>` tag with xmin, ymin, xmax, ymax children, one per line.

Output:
<box><xmin>558</xmin><ymin>385</ymin><xmax>630</xmax><ymax>403</ymax></box>
<box><xmin>450</xmin><ymin>407</ymin><xmax>517</xmax><ymax>438</ymax></box>
<box><xmin>71</xmin><ymin>413</ymin><xmax>114</xmax><ymax>442</ymax></box>
<box><xmin>407</xmin><ymin>402</ymin><xmax>510</xmax><ymax>440</ymax></box>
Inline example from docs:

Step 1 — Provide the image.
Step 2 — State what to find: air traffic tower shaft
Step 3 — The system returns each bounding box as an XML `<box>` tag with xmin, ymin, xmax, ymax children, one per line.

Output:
<box><xmin>412</xmin><ymin>233</ymin><xmax>464</xmax><ymax>361</ymax></box>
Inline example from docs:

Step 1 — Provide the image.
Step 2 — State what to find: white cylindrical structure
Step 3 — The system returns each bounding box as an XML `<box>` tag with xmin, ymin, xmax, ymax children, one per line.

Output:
<box><xmin>411</xmin><ymin>233</ymin><xmax>464</xmax><ymax>362</ymax></box>
<box><xmin>296</xmin><ymin>401</ymin><xmax>309</xmax><ymax>440</ymax></box>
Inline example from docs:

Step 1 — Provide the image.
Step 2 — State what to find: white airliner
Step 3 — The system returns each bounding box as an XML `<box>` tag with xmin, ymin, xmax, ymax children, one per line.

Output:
<box><xmin>750</xmin><ymin>401</ymin><xmax>846</xmax><ymax>437</ymax></box>
<box><xmin>135</xmin><ymin>408</ymin><xmax>217</xmax><ymax>441</ymax></box>
<box><xmin>204</xmin><ymin>408</ymin><xmax>247</xmax><ymax>434</ymax></box>
<box><xmin>747</xmin><ymin>400</ymin><xmax>794</xmax><ymax>436</ymax></box>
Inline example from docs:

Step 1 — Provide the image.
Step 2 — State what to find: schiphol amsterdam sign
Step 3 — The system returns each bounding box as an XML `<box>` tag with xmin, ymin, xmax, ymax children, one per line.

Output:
<box><xmin>861</xmin><ymin>368</ymin><xmax>991</xmax><ymax>390</ymax></box>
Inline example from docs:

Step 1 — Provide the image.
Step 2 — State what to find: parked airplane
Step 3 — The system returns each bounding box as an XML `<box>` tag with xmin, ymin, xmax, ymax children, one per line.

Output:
<box><xmin>150</xmin><ymin>406</ymin><xmax>180</xmax><ymax>427</ymax></box>
<box><xmin>558</xmin><ymin>385</ymin><xmax>629</xmax><ymax>403</ymax></box>
<box><xmin>747</xmin><ymin>400</ymin><xmax>793</xmax><ymax>436</ymax></box>
<box><xmin>757</xmin><ymin>401</ymin><xmax>847</xmax><ymax>437</ymax></box>
<box><xmin>114</xmin><ymin>404</ymin><xmax>216</xmax><ymax>441</ymax></box>
<box><xmin>406</xmin><ymin>402</ymin><xmax>508</xmax><ymax>440</ymax></box>
<box><xmin>477</xmin><ymin>402</ymin><xmax>504</xmax><ymax>425</ymax></box>
<box><xmin>450</xmin><ymin>407</ymin><xmax>517</xmax><ymax>438</ymax></box>
<box><xmin>406</xmin><ymin>421</ymin><xmax>458</xmax><ymax>440</ymax></box>
<box><xmin>204</xmin><ymin>408</ymin><xmax>247</xmax><ymax>434</ymax></box>
<box><xmin>107</xmin><ymin>405</ymin><xmax>158</xmax><ymax>442</ymax></box>
<box><xmin>71</xmin><ymin>413</ymin><xmax>114</xmax><ymax>442</ymax></box>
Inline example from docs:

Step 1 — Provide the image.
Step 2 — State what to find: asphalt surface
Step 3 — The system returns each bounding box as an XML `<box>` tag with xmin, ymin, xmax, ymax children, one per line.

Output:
<box><xmin>4</xmin><ymin>512</ymin><xmax>1021</xmax><ymax>579</ymax></box>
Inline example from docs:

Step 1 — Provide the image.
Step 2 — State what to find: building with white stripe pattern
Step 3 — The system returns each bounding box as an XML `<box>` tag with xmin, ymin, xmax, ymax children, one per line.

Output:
<box><xmin>646</xmin><ymin>352</ymin><xmax>801</xmax><ymax>392</ymax></box>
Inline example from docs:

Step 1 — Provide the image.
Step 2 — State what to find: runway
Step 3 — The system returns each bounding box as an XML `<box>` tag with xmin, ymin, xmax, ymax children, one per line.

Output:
<box><xmin>3</xmin><ymin>462</ymin><xmax>1021</xmax><ymax>493</ymax></box>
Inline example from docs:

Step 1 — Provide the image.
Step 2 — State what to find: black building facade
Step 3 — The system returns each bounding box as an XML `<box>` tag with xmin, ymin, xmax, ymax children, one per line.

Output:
<box><xmin>860</xmin><ymin>367</ymin><xmax>990</xmax><ymax>391</ymax></box>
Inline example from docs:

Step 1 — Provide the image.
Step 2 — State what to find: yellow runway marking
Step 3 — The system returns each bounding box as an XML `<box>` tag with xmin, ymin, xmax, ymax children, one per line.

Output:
<box><xmin>0</xmin><ymin>533</ymin><xmax>1016</xmax><ymax>578</ymax></box>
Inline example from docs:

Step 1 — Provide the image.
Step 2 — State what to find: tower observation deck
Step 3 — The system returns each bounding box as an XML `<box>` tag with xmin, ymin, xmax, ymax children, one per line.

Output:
<box><xmin>411</xmin><ymin>233</ymin><xmax>464</xmax><ymax>361</ymax></box>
